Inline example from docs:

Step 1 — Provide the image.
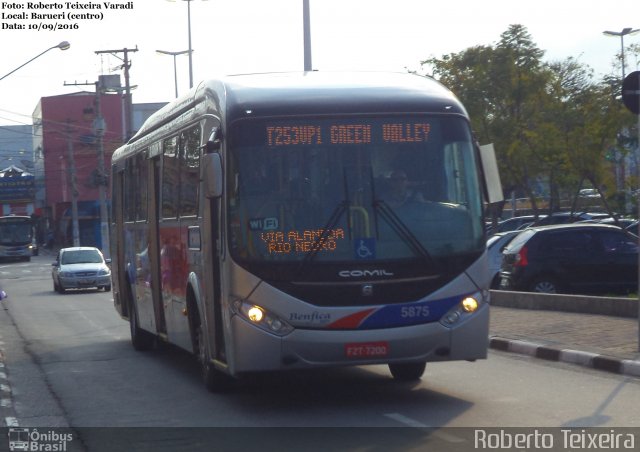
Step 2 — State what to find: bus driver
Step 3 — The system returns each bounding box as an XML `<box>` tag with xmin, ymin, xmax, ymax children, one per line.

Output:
<box><xmin>381</xmin><ymin>170</ymin><xmax>426</xmax><ymax>208</ymax></box>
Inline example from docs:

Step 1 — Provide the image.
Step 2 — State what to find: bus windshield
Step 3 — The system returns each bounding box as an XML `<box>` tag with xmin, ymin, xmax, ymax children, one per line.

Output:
<box><xmin>227</xmin><ymin>115</ymin><xmax>484</xmax><ymax>266</ymax></box>
<box><xmin>0</xmin><ymin>217</ymin><xmax>32</xmax><ymax>245</ymax></box>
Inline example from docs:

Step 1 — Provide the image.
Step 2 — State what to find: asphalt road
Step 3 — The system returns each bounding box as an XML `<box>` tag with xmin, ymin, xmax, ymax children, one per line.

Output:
<box><xmin>1</xmin><ymin>256</ymin><xmax>639</xmax><ymax>450</ymax></box>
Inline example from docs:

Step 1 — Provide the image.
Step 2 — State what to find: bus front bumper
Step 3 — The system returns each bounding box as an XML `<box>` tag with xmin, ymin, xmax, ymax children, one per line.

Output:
<box><xmin>228</xmin><ymin>304</ymin><xmax>489</xmax><ymax>374</ymax></box>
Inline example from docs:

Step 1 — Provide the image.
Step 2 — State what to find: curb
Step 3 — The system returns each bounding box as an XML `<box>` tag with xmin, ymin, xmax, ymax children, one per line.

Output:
<box><xmin>489</xmin><ymin>336</ymin><xmax>640</xmax><ymax>378</ymax></box>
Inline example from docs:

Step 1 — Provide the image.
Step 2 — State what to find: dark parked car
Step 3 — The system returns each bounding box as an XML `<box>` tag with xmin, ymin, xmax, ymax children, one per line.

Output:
<box><xmin>626</xmin><ymin>221</ymin><xmax>638</xmax><ymax>236</ymax></box>
<box><xmin>499</xmin><ymin>224</ymin><xmax>638</xmax><ymax>295</ymax></box>
<box><xmin>487</xmin><ymin>230</ymin><xmax>521</xmax><ymax>289</ymax></box>
<box><xmin>529</xmin><ymin>211</ymin><xmax>610</xmax><ymax>227</ymax></box>
<box><xmin>488</xmin><ymin>215</ymin><xmax>544</xmax><ymax>236</ymax></box>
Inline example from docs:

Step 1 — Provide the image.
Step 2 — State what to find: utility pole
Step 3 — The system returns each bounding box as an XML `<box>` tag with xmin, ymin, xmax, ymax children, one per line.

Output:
<box><xmin>95</xmin><ymin>46</ymin><xmax>137</xmax><ymax>141</ymax></box>
<box><xmin>94</xmin><ymin>82</ymin><xmax>110</xmax><ymax>259</ymax></box>
<box><xmin>65</xmin><ymin>120</ymin><xmax>80</xmax><ymax>247</ymax></box>
<box><xmin>63</xmin><ymin>79</ymin><xmax>111</xmax><ymax>258</ymax></box>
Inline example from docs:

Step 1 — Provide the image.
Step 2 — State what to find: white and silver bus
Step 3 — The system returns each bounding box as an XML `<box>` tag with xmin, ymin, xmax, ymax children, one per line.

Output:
<box><xmin>110</xmin><ymin>71</ymin><xmax>499</xmax><ymax>391</ymax></box>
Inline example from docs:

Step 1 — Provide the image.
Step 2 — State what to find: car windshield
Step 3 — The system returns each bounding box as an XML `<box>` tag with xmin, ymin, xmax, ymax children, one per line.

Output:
<box><xmin>61</xmin><ymin>250</ymin><xmax>103</xmax><ymax>265</ymax></box>
<box><xmin>226</xmin><ymin>115</ymin><xmax>485</xmax><ymax>265</ymax></box>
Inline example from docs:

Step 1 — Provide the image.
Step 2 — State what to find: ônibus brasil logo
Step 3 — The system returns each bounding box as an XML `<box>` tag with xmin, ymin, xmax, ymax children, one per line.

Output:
<box><xmin>8</xmin><ymin>428</ymin><xmax>74</xmax><ymax>452</ymax></box>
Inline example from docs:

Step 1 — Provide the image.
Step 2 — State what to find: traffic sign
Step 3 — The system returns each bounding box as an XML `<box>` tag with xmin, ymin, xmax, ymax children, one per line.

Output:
<box><xmin>622</xmin><ymin>71</ymin><xmax>640</xmax><ymax>115</ymax></box>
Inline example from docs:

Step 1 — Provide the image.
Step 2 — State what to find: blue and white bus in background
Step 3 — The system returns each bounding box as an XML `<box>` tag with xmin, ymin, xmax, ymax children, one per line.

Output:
<box><xmin>110</xmin><ymin>71</ymin><xmax>502</xmax><ymax>391</ymax></box>
<box><xmin>0</xmin><ymin>215</ymin><xmax>34</xmax><ymax>262</ymax></box>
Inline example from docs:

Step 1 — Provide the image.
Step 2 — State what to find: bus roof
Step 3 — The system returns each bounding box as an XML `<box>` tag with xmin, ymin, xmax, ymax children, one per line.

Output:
<box><xmin>127</xmin><ymin>71</ymin><xmax>468</xmax><ymax>145</ymax></box>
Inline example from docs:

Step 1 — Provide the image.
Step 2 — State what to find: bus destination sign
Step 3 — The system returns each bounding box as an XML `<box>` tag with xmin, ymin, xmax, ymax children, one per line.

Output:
<box><xmin>266</xmin><ymin>122</ymin><xmax>431</xmax><ymax>147</ymax></box>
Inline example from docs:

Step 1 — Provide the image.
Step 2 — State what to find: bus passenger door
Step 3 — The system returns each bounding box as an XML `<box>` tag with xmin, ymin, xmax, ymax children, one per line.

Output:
<box><xmin>148</xmin><ymin>155</ymin><xmax>167</xmax><ymax>335</ymax></box>
<box><xmin>202</xmin><ymin>128</ymin><xmax>226</xmax><ymax>364</ymax></box>
<box><xmin>111</xmin><ymin>169</ymin><xmax>126</xmax><ymax>316</ymax></box>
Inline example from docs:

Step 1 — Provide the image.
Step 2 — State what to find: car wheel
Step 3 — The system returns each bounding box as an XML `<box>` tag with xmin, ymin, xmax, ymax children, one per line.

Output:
<box><xmin>530</xmin><ymin>277</ymin><xmax>559</xmax><ymax>294</ymax></box>
<box><xmin>55</xmin><ymin>281</ymin><xmax>66</xmax><ymax>294</ymax></box>
<box><xmin>389</xmin><ymin>362</ymin><xmax>426</xmax><ymax>381</ymax></box>
<box><xmin>103</xmin><ymin>285</ymin><xmax>111</xmax><ymax>292</ymax></box>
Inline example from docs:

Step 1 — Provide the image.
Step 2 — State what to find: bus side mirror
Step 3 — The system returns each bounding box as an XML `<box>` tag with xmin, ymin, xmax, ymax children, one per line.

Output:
<box><xmin>203</xmin><ymin>153</ymin><xmax>223</xmax><ymax>198</ymax></box>
<box><xmin>206</xmin><ymin>128</ymin><xmax>222</xmax><ymax>152</ymax></box>
<box><xmin>478</xmin><ymin>143</ymin><xmax>503</xmax><ymax>205</ymax></box>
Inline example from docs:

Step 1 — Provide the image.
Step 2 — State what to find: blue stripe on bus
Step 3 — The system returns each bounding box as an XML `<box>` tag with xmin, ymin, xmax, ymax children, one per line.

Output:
<box><xmin>356</xmin><ymin>295</ymin><xmax>464</xmax><ymax>329</ymax></box>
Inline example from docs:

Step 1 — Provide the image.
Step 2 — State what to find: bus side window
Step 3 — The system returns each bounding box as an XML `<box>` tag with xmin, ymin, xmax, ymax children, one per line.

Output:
<box><xmin>162</xmin><ymin>135</ymin><xmax>179</xmax><ymax>219</ymax></box>
<box><xmin>179</xmin><ymin>125</ymin><xmax>201</xmax><ymax>217</ymax></box>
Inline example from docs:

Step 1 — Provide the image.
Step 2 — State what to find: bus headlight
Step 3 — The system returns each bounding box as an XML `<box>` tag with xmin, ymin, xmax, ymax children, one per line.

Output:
<box><xmin>232</xmin><ymin>300</ymin><xmax>294</xmax><ymax>336</ymax></box>
<box><xmin>461</xmin><ymin>297</ymin><xmax>478</xmax><ymax>313</ymax></box>
<box><xmin>440</xmin><ymin>293</ymin><xmax>483</xmax><ymax>327</ymax></box>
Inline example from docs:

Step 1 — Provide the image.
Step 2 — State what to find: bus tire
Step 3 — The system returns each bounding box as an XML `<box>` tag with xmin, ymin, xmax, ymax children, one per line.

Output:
<box><xmin>389</xmin><ymin>362</ymin><xmax>426</xmax><ymax>381</ymax></box>
<box><xmin>195</xmin><ymin>323</ymin><xmax>233</xmax><ymax>392</ymax></box>
<box><xmin>129</xmin><ymin>299</ymin><xmax>155</xmax><ymax>351</ymax></box>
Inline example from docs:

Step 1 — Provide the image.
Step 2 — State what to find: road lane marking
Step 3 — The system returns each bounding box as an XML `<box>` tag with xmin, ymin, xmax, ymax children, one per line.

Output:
<box><xmin>385</xmin><ymin>412</ymin><xmax>427</xmax><ymax>427</ymax></box>
<box><xmin>5</xmin><ymin>417</ymin><xmax>19</xmax><ymax>427</ymax></box>
<box><xmin>384</xmin><ymin>413</ymin><xmax>465</xmax><ymax>443</ymax></box>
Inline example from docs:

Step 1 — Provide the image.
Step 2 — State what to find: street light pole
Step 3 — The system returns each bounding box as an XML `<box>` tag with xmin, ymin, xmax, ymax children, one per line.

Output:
<box><xmin>187</xmin><ymin>0</ymin><xmax>193</xmax><ymax>88</ymax></box>
<box><xmin>603</xmin><ymin>28</ymin><xmax>640</xmax><ymax>81</ymax></box>
<box><xmin>603</xmin><ymin>27</ymin><xmax>639</xmax><ymax>214</ymax></box>
<box><xmin>303</xmin><ymin>0</ymin><xmax>312</xmax><ymax>71</ymax></box>
<box><xmin>167</xmin><ymin>0</ymin><xmax>207</xmax><ymax>89</ymax></box>
<box><xmin>0</xmin><ymin>41</ymin><xmax>70</xmax><ymax>81</ymax></box>
<box><xmin>156</xmin><ymin>50</ymin><xmax>189</xmax><ymax>98</ymax></box>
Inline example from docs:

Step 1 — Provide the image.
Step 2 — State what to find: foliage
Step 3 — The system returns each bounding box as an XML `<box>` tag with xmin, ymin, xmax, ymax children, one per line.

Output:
<box><xmin>419</xmin><ymin>24</ymin><xmax>639</xmax><ymax>217</ymax></box>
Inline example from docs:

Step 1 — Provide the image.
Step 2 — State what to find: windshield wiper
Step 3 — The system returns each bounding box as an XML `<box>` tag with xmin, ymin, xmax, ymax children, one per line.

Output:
<box><xmin>294</xmin><ymin>200</ymin><xmax>348</xmax><ymax>280</ymax></box>
<box><xmin>295</xmin><ymin>169</ymin><xmax>352</xmax><ymax>280</ymax></box>
<box><xmin>372</xmin><ymin>199</ymin><xmax>436</xmax><ymax>269</ymax></box>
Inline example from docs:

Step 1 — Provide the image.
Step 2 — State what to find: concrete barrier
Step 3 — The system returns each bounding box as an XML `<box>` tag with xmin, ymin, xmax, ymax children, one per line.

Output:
<box><xmin>490</xmin><ymin>290</ymin><xmax>639</xmax><ymax>318</ymax></box>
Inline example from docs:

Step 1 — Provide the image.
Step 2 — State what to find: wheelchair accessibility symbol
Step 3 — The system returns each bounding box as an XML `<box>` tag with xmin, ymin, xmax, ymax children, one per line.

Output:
<box><xmin>355</xmin><ymin>238</ymin><xmax>375</xmax><ymax>259</ymax></box>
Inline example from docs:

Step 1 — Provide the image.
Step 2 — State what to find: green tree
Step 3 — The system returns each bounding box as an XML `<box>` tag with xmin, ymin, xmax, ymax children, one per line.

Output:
<box><xmin>420</xmin><ymin>24</ymin><xmax>639</xmax><ymax>218</ymax></box>
<box><xmin>422</xmin><ymin>25</ymin><xmax>551</xmax><ymax>215</ymax></box>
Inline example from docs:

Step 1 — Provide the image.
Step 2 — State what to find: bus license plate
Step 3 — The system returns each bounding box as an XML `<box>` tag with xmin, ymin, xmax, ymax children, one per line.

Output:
<box><xmin>345</xmin><ymin>341</ymin><xmax>388</xmax><ymax>358</ymax></box>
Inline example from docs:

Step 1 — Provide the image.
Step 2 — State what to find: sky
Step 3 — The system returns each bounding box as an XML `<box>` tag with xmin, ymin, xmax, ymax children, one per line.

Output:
<box><xmin>0</xmin><ymin>0</ymin><xmax>639</xmax><ymax>128</ymax></box>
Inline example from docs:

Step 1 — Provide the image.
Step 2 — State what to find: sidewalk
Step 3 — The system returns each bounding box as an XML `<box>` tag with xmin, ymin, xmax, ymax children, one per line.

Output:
<box><xmin>489</xmin><ymin>305</ymin><xmax>640</xmax><ymax>377</ymax></box>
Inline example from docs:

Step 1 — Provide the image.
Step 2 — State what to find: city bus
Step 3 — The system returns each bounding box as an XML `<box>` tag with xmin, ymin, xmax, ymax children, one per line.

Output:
<box><xmin>110</xmin><ymin>71</ymin><xmax>501</xmax><ymax>391</ymax></box>
<box><xmin>0</xmin><ymin>215</ymin><xmax>34</xmax><ymax>261</ymax></box>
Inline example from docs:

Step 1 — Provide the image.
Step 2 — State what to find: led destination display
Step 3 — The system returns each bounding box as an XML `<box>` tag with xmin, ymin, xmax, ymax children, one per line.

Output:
<box><xmin>266</xmin><ymin>122</ymin><xmax>431</xmax><ymax>147</ymax></box>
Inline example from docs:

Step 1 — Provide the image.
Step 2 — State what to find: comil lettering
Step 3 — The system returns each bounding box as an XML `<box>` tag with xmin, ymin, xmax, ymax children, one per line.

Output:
<box><xmin>338</xmin><ymin>269</ymin><xmax>394</xmax><ymax>278</ymax></box>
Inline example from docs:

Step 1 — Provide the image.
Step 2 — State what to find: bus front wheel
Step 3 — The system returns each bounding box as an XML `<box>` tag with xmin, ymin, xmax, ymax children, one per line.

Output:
<box><xmin>195</xmin><ymin>323</ymin><xmax>233</xmax><ymax>392</ymax></box>
<box><xmin>389</xmin><ymin>362</ymin><xmax>426</xmax><ymax>381</ymax></box>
